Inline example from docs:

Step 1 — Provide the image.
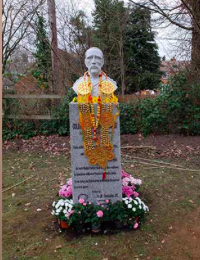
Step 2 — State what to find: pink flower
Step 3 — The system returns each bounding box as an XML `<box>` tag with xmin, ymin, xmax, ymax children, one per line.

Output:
<box><xmin>133</xmin><ymin>191</ymin><xmax>139</xmax><ymax>197</ymax></box>
<box><xmin>83</xmin><ymin>203</ymin><xmax>86</xmax><ymax>206</ymax></box>
<box><xmin>122</xmin><ymin>177</ymin><xmax>132</xmax><ymax>186</ymax></box>
<box><xmin>66</xmin><ymin>210</ymin><xmax>74</xmax><ymax>218</ymax></box>
<box><xmin>66</xmin><ymin>186</ymin><xmax>73</xmax><ymax>197</ymax></box>
<box><xmin>130</xmin><ymin>177</ymin><xmax>142</xmax><ymax>186</ymax></box>
<box><xmin>105</xmin><ymin>200</ymin><xmax>109</xmax><ymax>203</ymax></box>
<box><xmin>134</xmin><ymin>222</ymin><xmax>139</xmax><ymax>229</ymax></box>
<box><xmin>58</xmin><ymin>184</ymin><xmax>73</xmax><ymax>198</ymax></box>
<box><xmin>79</xmin><ymin>198</ymin><xmax>84</xmax><ymax>204</ymax></box>
<box><xmin>121</xmin><ymin>170</ymin><xmax>130</xmax><ymax>178</ymax></box>
<box><xmin>67</xmin><ymin>178</ymin><xmax>72</xmax><ymax>186</ymax></box>
<box><xmin>135</xmin><ymin>179</ymin><xmax>142</xmax><ymax>185</ymax></box>
<box><xmin>96</xmin><ymin>210</ymin><xmax>103</xmax><ymax>217</ymax></box>
<box><xmin>122</xmin><ymin>186</ymin><xmax>134</xmax><ymax>198</ymax></box>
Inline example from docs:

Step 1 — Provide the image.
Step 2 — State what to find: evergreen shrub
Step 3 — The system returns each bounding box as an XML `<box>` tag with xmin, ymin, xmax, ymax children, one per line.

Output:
<box><xmin>3</xmin><ymin>72</ymin><xmax>200</xmax><ymax>140</ymax></box>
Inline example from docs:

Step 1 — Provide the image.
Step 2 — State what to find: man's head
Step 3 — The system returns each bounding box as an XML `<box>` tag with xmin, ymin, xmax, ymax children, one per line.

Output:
<box><xmin>85</xmin><ymin>47</ymin><xmax>104</xmax><ymax>77</ymax></box>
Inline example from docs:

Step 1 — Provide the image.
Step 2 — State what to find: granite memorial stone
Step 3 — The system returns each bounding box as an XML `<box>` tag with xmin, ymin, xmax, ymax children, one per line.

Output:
<box><xmin>70</xmin><ymin>47</ymin><xmax>122</xmax><ymax>204</ymax></box>
<box><xmin>70</xmin><ymin>103</ymin><xmax>122</xmax><ymax>204</ymax></box>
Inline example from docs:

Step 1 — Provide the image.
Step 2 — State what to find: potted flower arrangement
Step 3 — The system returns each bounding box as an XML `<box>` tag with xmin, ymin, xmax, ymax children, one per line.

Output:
<box><xmin>52</xmin><ymin>170</ymin><xmax>149</xmax><ymax>232</ymax></box>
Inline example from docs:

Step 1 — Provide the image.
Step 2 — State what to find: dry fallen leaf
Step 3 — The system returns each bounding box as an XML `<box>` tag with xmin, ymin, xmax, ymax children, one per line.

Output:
<box><xmin>55</xmin><ymin>245</ymin><xmax>62</xmax><ymax>250</ymax></box>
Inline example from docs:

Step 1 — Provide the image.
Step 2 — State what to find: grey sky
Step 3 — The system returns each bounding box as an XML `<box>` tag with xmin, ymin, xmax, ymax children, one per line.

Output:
<box><xmin>65</xmin><ymin>0</ymin><xmax>190</xmax><ymax>61</ymax></box>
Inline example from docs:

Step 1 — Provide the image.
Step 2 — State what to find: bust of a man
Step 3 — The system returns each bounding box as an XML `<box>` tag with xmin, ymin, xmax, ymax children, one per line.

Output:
<box><xmin>72</xmin><ymin>47</ymin><xmax>117</xmax><ymax>97</ymax></box>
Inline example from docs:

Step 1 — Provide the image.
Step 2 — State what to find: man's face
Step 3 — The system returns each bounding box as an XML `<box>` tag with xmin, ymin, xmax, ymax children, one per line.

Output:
<box><xmin>85</xmin><ymin>48</ymin><xmax>104</xmax><ymax>76</ymax></box>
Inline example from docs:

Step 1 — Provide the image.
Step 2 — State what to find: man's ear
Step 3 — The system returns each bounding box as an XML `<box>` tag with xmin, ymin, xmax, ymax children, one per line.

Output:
<box><xmin>84</xmin><ymin>58</ymin><xmax>88</xmax><ymax>68</ymax></box>
<box><xmin>101</xmin><ymin>57</ymin><xmax>104</xmax><ymax>67</ymax></box>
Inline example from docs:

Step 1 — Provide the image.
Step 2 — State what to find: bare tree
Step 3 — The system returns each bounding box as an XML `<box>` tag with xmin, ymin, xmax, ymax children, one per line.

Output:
<box><xmin>55</xmin><ymin>0</ymin><xmax>95</xmax><ymax>86</ymax></box>
<box><xmin>47</xmin><ymin>0</ymin><xmax>59</xmax><ymax>94</ymax></box>
<box><xmin>129</xmin><ymin>0</ymin><xmax>200</xmax><ymax>77</ymax></box>
<box><xmin>2</xmin><ymin>0</ymin><xmax>45</xmax><ymax>73</ymax></box>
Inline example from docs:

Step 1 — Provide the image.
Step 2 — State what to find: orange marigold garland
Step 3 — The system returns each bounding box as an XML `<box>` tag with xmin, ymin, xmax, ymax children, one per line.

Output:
<box><xmin>77</xmin><ymin>71</ymin><xmax>119</xmax><ymax>180</ymax></box>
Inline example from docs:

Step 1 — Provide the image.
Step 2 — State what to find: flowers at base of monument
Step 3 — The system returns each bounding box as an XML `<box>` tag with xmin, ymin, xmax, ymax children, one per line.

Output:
<box><xmin>121</xmin><ymin>170</ymin><xmax>142</xmax><ymax>187</ymax></box>
<box><xmin>58</xmin><ymin>178</ymin><xmax>72</xmax><ymax>199</ymax></box>
<box><xmin>79</xmin><ymin>198</ymin><xmax>85</xmax><ymax>204</ymax></box>
<box><xmin>122</xmin><ymin>176</ymin><xmax>142</xmax><ymax>187</ymax></box>
<box><xmin>67</xmin><ymin>201</ymin><xmax>108</xmax><ymax>227</ymax></box>
<box><xmin>122</xmin><ymin>186</ymin><xmax>140</xmax><ymax>198</ymax></box>
<box><xmin>123</xmin><ymin>197</ymin><xmax>149</xmax><ymax>213</ymax></box>
<box><xmin>121</xmin><ymin>170</ymin><xmax>142</xmax><ymax>198</ymax></box>
<box><xmin>96</xmin><ymin>210</ymin><xmax>104</xmax><ymax>217</ymax></box>
<box><xmin>133</xmin><ymin>222</ymin><xmax>139</xmax><ymax>229</ymax></box>
<box><xmin>52</xmin><ymin>198</ymin><xmax>74</xmax><ymax>220</ymax></box>
<box><xmin>122</xmin><ymin>196</ymin><xmax>149</xmax><ymax>228</ymax></box>
<box><xmin>52</xmin><ymin>196</ymin><xmax>149</xmax><ymax>231</ymax></box>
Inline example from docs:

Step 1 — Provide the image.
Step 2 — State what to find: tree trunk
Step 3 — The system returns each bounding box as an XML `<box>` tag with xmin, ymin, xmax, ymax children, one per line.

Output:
<box><xmin>191</xmin><ymin>0</ymin><xmax>200</xmax><ymax>80</ymax></box>
<box><xmin>47</xmin><ymin>0</ymin><xmax>59</xmax><ymax>94</ymax></box>
<box><xmin>119</xmin><ymin>35</ymin><xmax>125</xmax><ymax>97</ymax></box>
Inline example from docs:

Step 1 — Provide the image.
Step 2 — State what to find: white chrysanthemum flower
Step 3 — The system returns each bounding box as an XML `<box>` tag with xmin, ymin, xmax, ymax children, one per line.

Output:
<box><xmin>63</xmin><ymin>210</ymin><xmax>67</xmax><ymax>214</ymax></box>
<box><xmin>125</xmin><ymin>200</ymin><xmax>129</xmax><ymax>205</ymax></box>
<box><xmin>51</xmin><ymin>211</ymin><xmax>55</xmax><ymax>215</ymax></box>
<box><xmin>136</xmin><ymin>197</ymin><xmax>142</xmax><ymax>204</ymax></box>
<box><xmin>60</xmin><ymin>201</ymin><xmax>64</xmax><ymax>206</ymax></box>
<box><xmin>139</xmin><ymin>205</ymin><xmax>142</xmax><ymax>209</ymax></box>
<box><xmin>55</xmin><ymin>203</ymin><xmax>60</xmax><ymax>209</ymax></box>
<box><xmin>134</xmin><ymin>200</ymin><xmax>138</xmax><ymax>205</ymax></box>
<box><xmin>52</xmin><ymin>201</ymin><xmax>56</xmax><ymax>207</ymax></box>
<box><xmin>128</xmin><ymin>204</ymin><xmax>132</xmax><ymax>208</ymax></box>
<box><xmin>132</xmin><ymin>207</ymin><xmax>136</xmax><ymax>212</ymax></box>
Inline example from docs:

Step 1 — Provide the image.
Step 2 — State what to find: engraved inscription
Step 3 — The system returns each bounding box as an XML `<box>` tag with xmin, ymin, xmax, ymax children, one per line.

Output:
<box><xmin>70</xmin><ymin>103</ymin><xmax>122</xmax><ymax>204</ymax></box>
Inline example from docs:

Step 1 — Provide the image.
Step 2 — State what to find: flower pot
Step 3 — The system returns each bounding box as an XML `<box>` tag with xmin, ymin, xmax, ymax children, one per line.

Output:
<box><xmin>59</xmin><ymin>220</ymin><xmax>69</xmax><ymax>229</ymax></box>
<box><xmin>115</xmin><ymin>221</ymin><xmax>123</xmax><ymax>229</ymax></box>
<box><xmin>92</xmin><ymin>224</ymin><xmax>101</xmax><ymax>233</ymax></box>
<box><xmin>75</xmin><ymin>224</ymin><xmax>85</xmax><ymax>233</ymax></box>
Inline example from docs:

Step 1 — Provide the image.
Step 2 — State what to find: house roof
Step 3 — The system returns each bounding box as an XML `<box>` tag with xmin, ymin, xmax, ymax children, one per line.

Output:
<box><xmin>160</xmin><ymin>58</ymin><xmax>190</xmax><ymax>74</ymax></box>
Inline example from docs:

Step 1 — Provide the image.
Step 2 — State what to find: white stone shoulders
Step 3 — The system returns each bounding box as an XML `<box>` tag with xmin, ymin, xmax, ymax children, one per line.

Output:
<box><xmin>72</xmin><ymin>76</ymin><xmax>84</xmax><ymax>95</ymax></box>
<box><xmin>105</xmin><ymin>76</ymin><xmax>117</xmax><ymax>91</ymax></box>
<box><xmin>72</xmin><ymin>75</ymin><xmax>118</xmax><ymax>95</ymax></box>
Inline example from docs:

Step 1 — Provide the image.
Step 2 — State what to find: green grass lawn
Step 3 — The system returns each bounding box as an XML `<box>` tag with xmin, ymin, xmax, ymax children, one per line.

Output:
<box><xmin>3</xmin><ymin>150</ymin><xmax>200</xmax><ymax>260</ymax></box>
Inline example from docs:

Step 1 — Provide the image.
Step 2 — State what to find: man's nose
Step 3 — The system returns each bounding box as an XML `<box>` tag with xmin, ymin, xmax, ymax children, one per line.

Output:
<box><xmin>91</xmin><ymin>57</ymin><xmax>96</xmax><ymax>64</ymax></box>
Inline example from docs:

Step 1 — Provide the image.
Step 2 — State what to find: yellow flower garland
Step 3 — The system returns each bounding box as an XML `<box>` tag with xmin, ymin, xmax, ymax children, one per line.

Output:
<box><xmin>76</xmin><ymin>71</ymin><xmax>119</xmax><ymax>180</ymax></box>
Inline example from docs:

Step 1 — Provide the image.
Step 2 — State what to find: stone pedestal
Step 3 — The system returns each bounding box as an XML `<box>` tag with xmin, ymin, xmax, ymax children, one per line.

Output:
<box><xmin>70</xmin><ymin>102</ymin><xmax>122</xmax><ymax>204</ymax></box>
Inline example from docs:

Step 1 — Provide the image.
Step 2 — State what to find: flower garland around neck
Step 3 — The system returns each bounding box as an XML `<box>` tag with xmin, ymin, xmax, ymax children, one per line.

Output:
<box><xmin>77</xmin><ymin>71</ymin><xmax>119</xmax><ymax>180</ymax></box>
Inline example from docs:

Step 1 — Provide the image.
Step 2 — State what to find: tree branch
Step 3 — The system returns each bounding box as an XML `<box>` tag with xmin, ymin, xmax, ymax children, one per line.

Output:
<box><xmin>129</xmin><ymin>0</ymin><xmax>193</xmax><ymax>30</ymax></box>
